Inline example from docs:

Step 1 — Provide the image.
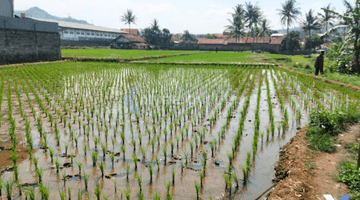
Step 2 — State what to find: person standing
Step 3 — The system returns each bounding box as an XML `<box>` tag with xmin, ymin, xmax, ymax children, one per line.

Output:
<box><xmin>314</xmin><ymin>50</ymin><xmax>324</xmax><ymax>75</ymax></box>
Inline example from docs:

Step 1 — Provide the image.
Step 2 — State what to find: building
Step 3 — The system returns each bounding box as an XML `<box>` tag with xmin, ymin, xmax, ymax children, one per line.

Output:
<box><xmin>197</xmin><ymin>37</ymin><xmax>283</xmax><ymax>53</ymax></box>
<box><xmin>33</xmin><ymin>18</ymin><xmax>126</xmax><ymax>46</ymax></box>
<box><xmin>0</xmin><ymin>2</ymin><xmax>61</xmax><ymax>64</ymax></box>
<box><xmin>120</xmin><ymin>28</ymin><xmax>139</xmax><ymax>35</ymax></box>
<box><xmin>110</xmin><ymin>34</ymin><xmax>147</xmax><ymax>49</ymax></box>
<box><xmin>0</xmin><ymin>0</ymin><xmax>13</xmax><ymax>17</ymax></box>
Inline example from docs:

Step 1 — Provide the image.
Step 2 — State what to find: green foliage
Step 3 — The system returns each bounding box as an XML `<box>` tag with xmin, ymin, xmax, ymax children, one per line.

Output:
<box><xmin>307</xmin><ymin>109</ymin><xmax>360</xmax><ymax>152</ymax></box>
<box><xmin>281</xmin><ymin>31</ymin><xmax>301</xmax><ymax>51</ymax></box>
<box><xmin>335</xmin><ymin>160</ymin><xmax>360</xmax><ymax>197</ymax></box>
<box><xmin>304</xmin><ymin>33</ymin><xmax>324</xmax><ymax>50</ymax></box>
<box><xmin>205</xmin><ymin>34</ymin><xmax>219</xmax><ymax>39</ymax></box>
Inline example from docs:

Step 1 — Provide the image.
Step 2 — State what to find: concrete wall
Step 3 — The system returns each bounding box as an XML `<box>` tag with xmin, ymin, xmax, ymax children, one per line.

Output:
<box><xmin>0</xmin><ymin>28</ymin><xmax>61</xmax><ymax>64</ymax></box>
<box><xmin>62</xmin><ymin>38</ymin><xmax>113</xmax><ymax>47</ymax></box>
<box><xmin>0</xmin><ymin>0</ymin><xmax>13</xmax><ymax>18</ymax></box>
<box><xmin>0</xmin><ymin>16</ymin><xmax>58</xmax><ymax>32</ymax></box>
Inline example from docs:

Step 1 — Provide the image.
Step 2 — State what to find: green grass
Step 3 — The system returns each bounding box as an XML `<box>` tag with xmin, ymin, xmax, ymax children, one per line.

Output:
<box><xmin>61</xmin><ymin>49</ymin><xmax>199</xmax><ymax>58</ymax></box>
<box><xmin>262</xmin><ymin>53</ymin><xmax>360</xmax><ymax>88</ymax></box>
<box><xmin>146</xmin><ymin>51</ymin><xmax>262</xmax><ymax>63</ymax></box>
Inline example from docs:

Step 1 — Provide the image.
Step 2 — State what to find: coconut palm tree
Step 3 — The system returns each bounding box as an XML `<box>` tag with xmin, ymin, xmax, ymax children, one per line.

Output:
<box><xmin>301</xmin><ymin>9</ymin><xmax>321</xmax><ymax>36</ymax></box>
<box><xmin>225</xmin><ymin>16</ymin><xmax>246</xmax><ymax>44</ymax></box>
<box><xmin>259</xmin><ymin>19</ymin><xmax>272</xmax><ymax>43</ymax></box>
<box><xmin>244</xmin><ymin>1</ymin><xmax>262</xmax><ymax>44</ymax></box>
<box><xmin>277</xmin><ymin>0</ymin><xmax>301</xmax><ymax>51</ymax></box>
<box><xmin>120</xmin><ymin>9</ymin><xmax>137</xmax><ymax>35</ymax></box>
<box><xmin>318</xmin><ymin>3</ymin><xmax>336</xmax><ymax>42</ymax></box>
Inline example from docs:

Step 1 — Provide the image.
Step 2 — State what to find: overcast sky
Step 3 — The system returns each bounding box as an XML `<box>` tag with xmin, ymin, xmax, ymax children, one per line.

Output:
<box><xmin>15</xmin><ymin>0</ymin><xmax>347</xmax><ymax>34</ymax></box>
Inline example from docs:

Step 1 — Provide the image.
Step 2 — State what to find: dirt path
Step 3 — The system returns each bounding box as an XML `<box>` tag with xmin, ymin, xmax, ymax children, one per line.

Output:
<box><xmin>268</xmin><ymin>124</ymin><xmax>360</xmax><ymax>200</ymax></box>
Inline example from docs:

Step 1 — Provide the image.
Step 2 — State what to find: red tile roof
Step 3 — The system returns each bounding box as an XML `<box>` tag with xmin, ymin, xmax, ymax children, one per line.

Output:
<box><xmin>225</xmin><ymin>37</ymin><xmax>245</xmax><ymax>44</ymax></box>
<box><xmin>120</xmin><ymin>28</ymin><xmax>138</xmax><ymax>35</ymax></box>
<box><xmin>270</xmin><ymin>38</ymin><xmax>283</xmax><ymax>45</ymax></box>
<box><xmin>197</xmin><ymin>38</ymin><xmax>225</xmax><ymax>45</ymax></box>
<box><xmin>134</xmin><ymin>43</ymin><xmax>148</xmax><ymax>47</ymax></box>
<box><xmin>322</xmin><ymin>42</ymin><xmax>334</xmax><ymax>48</ymax></box>
<box><xmin>123</xmin><ymin>34</ymin><xmax>145</xmax><ymax>43</ymax></box>
<box><xmin>171</xmin><ymin>36</ymin><xmax>181</xmax><ymax>42</ymax></box>
<box><xmin>215</xmin><ymin>34</ymin><xmax>227</xmax><ymax>39</ymax></box>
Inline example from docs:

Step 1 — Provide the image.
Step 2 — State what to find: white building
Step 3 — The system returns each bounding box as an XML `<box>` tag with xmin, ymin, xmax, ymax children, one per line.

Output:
<box><xmin>33</xmin><ymin>18</ymin><xmax>126</xmax><ymax>41</ymax></box>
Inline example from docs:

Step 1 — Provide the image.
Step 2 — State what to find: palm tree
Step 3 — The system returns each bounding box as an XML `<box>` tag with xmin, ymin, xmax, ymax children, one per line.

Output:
<box><xmin>244</xmin><ymin>2</ymin><xmax>262</xmax><ymax>44</ymax></box>
<box><xmin>225</xmin><ymin>16</ymin><xmax>246</xmax><ymax>44</ymax></box>
<box><xmin>301</xmin><ymin>9</ymin><xmax>321</xmax><ymax>52</ymax></box>
<box><xmin>120</xmin><ymin>9</ymin><xmax>137</xmax><ymax>35</ymax></box>
<box><xmin>259</xmin><ymin>19</ymin><xmax>272</xmax><ymax>43</ymax></box>
<box><xmin>318</xmin><ymin>4</ymin><xmax>336</xmax><ymax>42</ymax></box>
<box><xmin>277</xmin><ymin>0</ymin><xmax>301</xmax><ymax>51</ymax></box>
<box><xmin>226</xmin><ymin>4</ymin><xmax>246</xmax><ymax>43</ymax></box>
<box><xmin>301</xmin><ymin>9</ymin><xmax>321</xmax><ymax>36</ymax></box>
<box><xmin>322</xmin><ymin>0</ymin><xmax>360</xmax><ymax>73</ymax></box>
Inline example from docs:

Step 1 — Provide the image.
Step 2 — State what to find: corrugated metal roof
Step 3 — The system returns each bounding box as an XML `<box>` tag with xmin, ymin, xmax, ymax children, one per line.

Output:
<box><xmin>32</xmin><ymin>18</ymin><xmax>126</xmax><ymax>34</ymax></box>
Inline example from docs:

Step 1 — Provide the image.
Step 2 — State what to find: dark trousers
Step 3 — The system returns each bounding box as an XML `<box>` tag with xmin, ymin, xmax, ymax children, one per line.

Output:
<box><xmin>315</xmin><ymin>67</ymin><xmax>323</xmax><ymax>75</ymax></box>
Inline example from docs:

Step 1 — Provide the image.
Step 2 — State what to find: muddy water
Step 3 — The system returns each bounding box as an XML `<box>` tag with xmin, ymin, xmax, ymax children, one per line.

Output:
<box><xmin>1</xmin><ymin>66</ymin><xmax>327</xmax><ymax>199</ymax></box>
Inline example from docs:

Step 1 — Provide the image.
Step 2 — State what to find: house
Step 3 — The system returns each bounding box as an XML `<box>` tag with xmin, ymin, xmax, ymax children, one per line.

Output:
<box><xmin>110</xmin><ymin>34</ymin><xmax>147</xmax><ymax>49</ymax></box>
<box><xmin>198</xmin><ymin>38</ymin><xmax>226</xmax><ymax>50</ymax></box>
<box><xmin>120</xmin><ymin>28</ymin><xmax>139</xmax><ymax>35</ymax></box>
<box><xmin>171</xmin><ymin>36</ymin><xmax>181</xmax><ymax>43</ymax></box>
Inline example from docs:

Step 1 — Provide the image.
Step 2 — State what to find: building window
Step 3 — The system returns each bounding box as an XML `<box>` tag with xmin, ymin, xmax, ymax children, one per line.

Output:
<box><xmin>100</xmin><ymin>34</ymin><xmax>103</xmax><ymax>36</ymax></box>
<box><xmin>87</xmin><ymin>33</ymin><xmax>90</xmax><ymax>35</ymax></box>
<box><xmin>81</xmin><ymin>32</ymin><xmax>84</xmax><ymax>35</ymax></box>
<box><xmin>96</xmin><ymin>34</ymin><xmax>99</xmax><ymax>36</ymax></box>
<box><xmin>91</xmin><ymin>33</ymin><xmax>94</xmax><ymax>36</ymax></box>
<box><xmin>64</xmin><ymin>31</ymin><xmax>69</xmax><ymax>34</ymax></box>
<box><xmin>76</xmin><ymin>32</ymin><xmax>80</xmax><ymax>34</ymax></box>
<box><xmin>70</xmin><ymin>31</ymin><xmax>73</xmax><ymax>34</ymax></box>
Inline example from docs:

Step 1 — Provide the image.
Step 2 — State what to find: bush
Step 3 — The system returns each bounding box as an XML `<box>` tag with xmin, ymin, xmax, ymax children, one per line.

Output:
<box><xmin>307</xmin><ymin>109</ymin><xmax>360</xmax><ymax>152</ymax></box>
<box><xmin>335</xmin><ymin>160</ymin><xmax>360</xmax><ymax>193</ymax></box>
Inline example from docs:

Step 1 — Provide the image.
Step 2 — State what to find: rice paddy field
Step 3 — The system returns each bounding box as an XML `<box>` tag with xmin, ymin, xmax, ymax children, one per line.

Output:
<box><xmin>144</xmin><ymin>52</ymin><xmax>264</xmax><ymax>63</ymax></box>
<box><xmin>1</xmin><ymin>51</ymin><xmax>359</xmax><ymax>200</ymax></box>
<box><xmin>61</xmin><ymin>49</ymin><xmax>199</xmax><ymax>58</ymax></box>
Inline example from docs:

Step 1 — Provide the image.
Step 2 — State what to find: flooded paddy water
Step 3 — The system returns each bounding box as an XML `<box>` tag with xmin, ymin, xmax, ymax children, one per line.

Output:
<box><xmin>0</xmin><ymin>62</ymin><xmax>355</xmax><ymax>199</ymax></box>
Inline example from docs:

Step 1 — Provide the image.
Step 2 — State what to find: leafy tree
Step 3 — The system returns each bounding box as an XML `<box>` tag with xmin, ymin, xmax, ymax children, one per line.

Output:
<box><xmin>277</xmin><ymin>0</ymin><xmax>301</xmax><ymax>51</ymax></box>
<box><xmin>304</xmin><ymin>33</ymin><xmax>324</xmax><ymax>50</ymax></box>
<box><xmin>143</xmin><ymin>20</ymin><xmax>172</xmax><ymax>49</ymax></box>
<box><xmin>181</xmin><ymin>30</ymin><xmax>197</xmax><ymax>43</ymax></box>
<box><xmin>322</xmin><ymin>0</ymin><xmax>360</xmax><ymax>73</ymax></box>
<box><xmin>120</xmin><ymin>9</ymin><xmax>137</xmax><ymax>35</ymax></box>
<box><xmin>205</xmin><ymin>34</ymin><xmax>218</xmax><ymax>39</ymax></box>
<box><xmin>259</xmin><ymin>19</ymin><xmax>272</xmax><ymax>43</ymax></box>
<box><xmin>281</xmin><ymin>31</ymin><xmax>300</xmax><ymax>51</ymax></box>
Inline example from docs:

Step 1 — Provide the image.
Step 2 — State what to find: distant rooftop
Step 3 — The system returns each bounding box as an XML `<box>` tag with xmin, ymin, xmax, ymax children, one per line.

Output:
<box><xmin>120</xmin><ymin>28</ymin><xmax>138</xmax><ymax>35</ymax></box>
<box><xmin>32</xmin><ymin>18</ymin><xmax>126</xmax><ymax>33</ymax></box>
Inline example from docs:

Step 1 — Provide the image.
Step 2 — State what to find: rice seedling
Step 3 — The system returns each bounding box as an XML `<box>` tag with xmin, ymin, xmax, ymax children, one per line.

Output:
<box><xmin>153</xmin><ymin>191</ymin><xmax>161</xmax><ymax>200</ymax></box>
<box><xmin>163</xmin><ymin>145</ymin><xmax>167</xmax><ymax>164</ymax></box>
<box><xmin>133</xmin><ymin>154</ymin><xmax>138</xmax><ymax>170</ymax></box>
<box><xmin>121</xmin><ymin>145</ymin><xmax>126</xmax><ymax>160</ymax></box>
<box><xmin>95</xmin><ymin>181</ymin><xmax>101</xmax><ymax>200</ymax></box>
<box><xmin>39</xmin><ymin>183</ymin><xmax>49</xmax><ymax>200</ymax></box>
<box><xmin>126</xmin><ymin>163</ymin><xmax>130</xmax><ymax>181</ymax></box>
<box><xmin>155</xmin><ymin>155</ymin><xmax>160</xmax><ymax>171</ymax></box>
<box><xmin>199</xmin><ymin>170</ymin><xmax>204</xmax><ymax>188</ymax></box>
<box><xmin>5</xmin><ymin>180</ymin><xmax>13</xmax><ymax>200</ymax></box>
<box><xmin>194</xmin><ymin>181</ymin><xmax>200</xmax><ymax>200</ymax></box>
<box><xmin>67</xmin><ymin>187</ymin><xmax>72</xmax><ymax>200</ymax></box>
<box><xmin>172</xmin><ymin>166</ymin><xmax>175</xmax><ymax>185</ymax></box>
<box><xmin>125</xmin><ymin>188</ymin><xmax>131</xmax><ymax>200</ymax></box>
<box><xmin>166</xmin><ymin>181</ymin><xmax>172</xmax><ymax>200</ymax></box>
<box><xmin>36</xmin><ymin>168</ymin><xmax>43</xmax><ymax>183</ymax></box>
<box><xmin>99</xmin><ymin>161</ymin><xmax>105</xmax><ymax>178</ymax></box>
<box><xmin>92</xmin><ymin>151</ymin><xmax>98</xmax><ymax>167</ymax></box>
<box><xmin>59</xmin><ymin>190</ymin><xmax>66</xmax><ymax>200</ymax></box>
<box><xmin>83</xmin><ymin>173</ymin><xmax>89</xmax><ymax>191</ymax></box>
